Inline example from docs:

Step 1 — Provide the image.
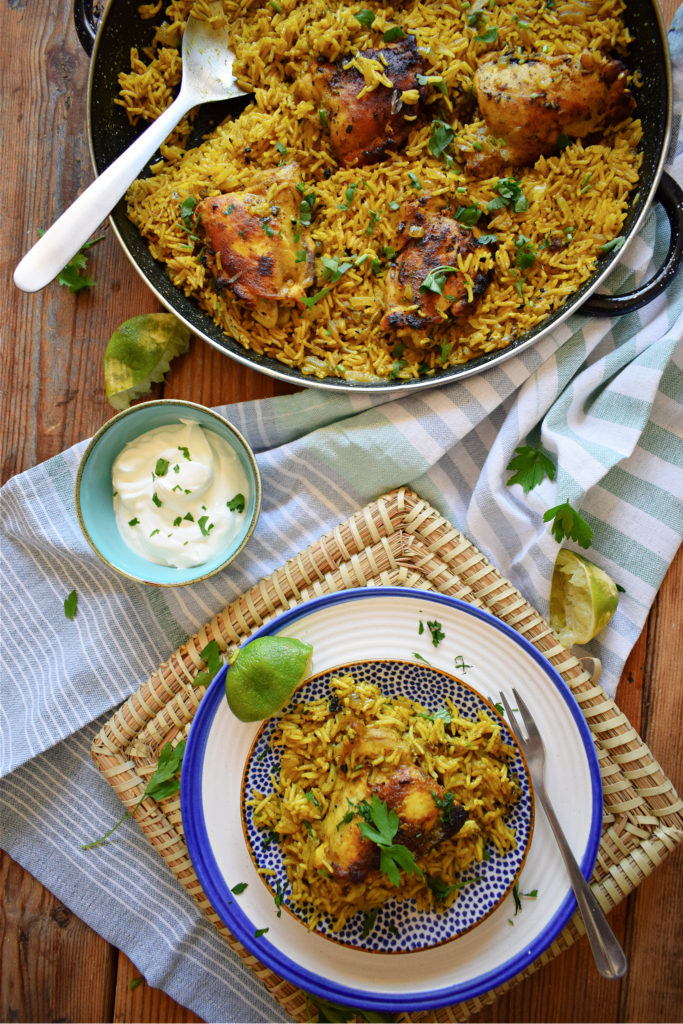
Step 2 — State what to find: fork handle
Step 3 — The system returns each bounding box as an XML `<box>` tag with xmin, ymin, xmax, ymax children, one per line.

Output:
<box><xmin>539</xmin><ymin>788</ymin><xmax>628</xmax><ymax>979</ymax></box>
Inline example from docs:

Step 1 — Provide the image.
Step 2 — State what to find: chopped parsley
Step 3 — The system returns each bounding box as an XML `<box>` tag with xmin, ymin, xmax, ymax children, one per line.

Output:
<box><xmin>231</xmin><ymin>882</ymin><xmax>248</xmax><ymax>895</ymax></box>
<box><xmin>179</xmin><ymin>196</ymin><xmax>197</xmax><ymax>230</ymax></box>
<box><xmin>383</xmin><ymin>26</ymin><xmax>405</xmax><ymax>43</ymax></box>
<box><xmin>428</xmin><ymin>120</ymin><xmax>454</xmax><ymax>166</ymax></box>
<box><xmin>338</xmin><ymin>182</ymin><xmax>359</xmax><ymax>210</ymax></box>
<box><xmin>454</xmin><ymin>654</ymin><xmax>472</xmax><ymax>672</ymax></box>
<box><xmin>354</xmin><ymin>8</ymin><xmax>376</xmax><ymax>27</ymax></box>
<box><xmin>514</xmin><ymin>235</ymin><xmax>537</xmax><ymax>270</ymax></box>
<box><xmin>193</xmin><ymin>639</ymin><xmax>223</xmax><ymax>688</ymax></box>
<box><xmin>488</xmin><ymin>177</ymin><xmax>529</xmax><ymax>214</ymax></box>
<box><xmin>128</xmin><ymin>517</ymin><xmax>140</xmax><ymax>527</ymax></box>
<box><xmin>56</xmin><ymin>235</ymin><xmax>105</xmax><ymax>292</ymax></box>
<box><xmin>64</xmin><ymin>590</ymin><xmax>78</xmax><ymax>620</ymax></box>
<box><xmin>408</xmin><ymin>171</ymin><xmax>422</xmax><ymax>189</ymax></box>
<box><xmin>426</xmin><ymin>619</ymin><xmax>445</xmax><ymax>646</ymax></box>
<box><xmin>475</xmin><ymin>26</ymin><xmax>499</xmax><ymax>43</ymax></box>
<box><xmin>197</xmin><ymin>515</ymin><xmax>214</xmax><ymax>536</ymax></box>
<box><xmin>455</xmin><ymin>203</ymin><xmax>482</xmax><ymax>226</ymax></box>
<box><xmin>419</xmin><ymin>264</ymin><xmax>459</xmax><ymax>295</ymax></box>
<box><xmin>227</xmin><ymin>493</ymin><xmax>246</xmax><ymax>513</ymax></box>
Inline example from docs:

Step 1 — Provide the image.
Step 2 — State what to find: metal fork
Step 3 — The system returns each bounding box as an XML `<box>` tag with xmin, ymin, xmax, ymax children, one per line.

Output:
<box><xmin>499</xmin><ymin>688</ymin><xmax>628</xmax><ymax>979</ymax></box>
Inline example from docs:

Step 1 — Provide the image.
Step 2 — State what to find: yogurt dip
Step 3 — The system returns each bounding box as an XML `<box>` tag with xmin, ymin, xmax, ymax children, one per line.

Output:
<box><xmin>112</xmin><ymin>419</ymin><xmax>250</xmax><ymax>568</ymax></box>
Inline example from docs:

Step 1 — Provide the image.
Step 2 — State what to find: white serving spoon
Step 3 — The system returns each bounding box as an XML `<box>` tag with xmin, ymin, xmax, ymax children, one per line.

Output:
<box><xmin>14</xmin><ymin>6</ymin><xmax>245</xmax><ymax>293</ymax></box>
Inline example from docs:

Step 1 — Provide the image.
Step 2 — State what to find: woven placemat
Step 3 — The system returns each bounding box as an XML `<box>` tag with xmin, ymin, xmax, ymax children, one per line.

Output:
<box><xmin>91</xmin><ymin>487</ymin><xmax>683</xmax><ymax>1023</ymax></box>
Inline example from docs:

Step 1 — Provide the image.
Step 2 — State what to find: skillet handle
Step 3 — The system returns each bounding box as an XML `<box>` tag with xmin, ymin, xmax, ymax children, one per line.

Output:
<box><xmin>73</xmin><ymin>0</ymin><xmax>100</xmax><ymax>57</ymax></box>
<box><xmin>582</xmin><ymin>172</ymin><xmax>683</xmax><ymax>317</ymax></box>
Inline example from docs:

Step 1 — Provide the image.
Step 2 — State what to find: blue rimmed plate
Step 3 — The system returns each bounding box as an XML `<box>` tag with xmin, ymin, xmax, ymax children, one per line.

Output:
<box><xmin>241</xmin><ymin>659</ymin><xmax>534</xmax><ymax>953</ymax></box>
<box><xmin>181</xmin><ymin>587</ymin><xmax>602</xmax><ymax>1013</ymax></box>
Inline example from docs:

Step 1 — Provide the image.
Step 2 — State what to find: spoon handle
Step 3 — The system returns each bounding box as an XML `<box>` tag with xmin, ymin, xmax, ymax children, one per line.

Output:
<box><xmin>14</xmin><ymin>88</ymin><xmax>195</xmax><ymax>293</ymax></box>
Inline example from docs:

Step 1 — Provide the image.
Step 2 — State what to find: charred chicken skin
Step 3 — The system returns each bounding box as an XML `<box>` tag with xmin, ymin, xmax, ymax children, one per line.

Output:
<box><xmin>302</xmin><ymin>36</ymin><xmax>425</xmax><ymax>167</ymax></box>
<box><xmin>196</xmin><ymin>164</ymin><xmax>314</xmax><ymax>327</ymax></box>
<box><xmin>312</xmin><ymin>724</ymin><xmax>467</xmax><ymax>884</ymax></box>
<box><xmin>462</xmin><ymin>51</ymin><xmax>635</xmax><ymax>176</ymax></box>
<box><xmin>381</xmin><ymin>202</ymin><xmax>493</xmax><ymax>333</ymax></box>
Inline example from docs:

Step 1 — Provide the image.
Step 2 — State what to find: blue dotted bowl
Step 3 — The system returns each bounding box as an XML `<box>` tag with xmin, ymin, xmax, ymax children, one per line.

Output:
<box><xmin>75</xmin><ymin>400</ymin><xmax>261</xmax><ymax>586</ymax></box>
<box><xmin>241</xmin><ymin>659</ymin><xmax>534</xmax><ymax>953</ymax></box>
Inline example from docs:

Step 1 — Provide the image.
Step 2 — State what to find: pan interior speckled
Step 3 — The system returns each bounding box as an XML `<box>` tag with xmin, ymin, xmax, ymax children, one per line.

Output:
<box><xmin>86</xmin><ymin>0</ymin><xmax>672</xmax><ymax>393</ymax></box>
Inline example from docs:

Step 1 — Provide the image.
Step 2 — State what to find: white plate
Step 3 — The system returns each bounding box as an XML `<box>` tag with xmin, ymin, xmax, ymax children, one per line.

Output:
<box><xmin>181</xmin><ymin>588</ymin><xmax>602</xmax><ymax>1012</ymax></box>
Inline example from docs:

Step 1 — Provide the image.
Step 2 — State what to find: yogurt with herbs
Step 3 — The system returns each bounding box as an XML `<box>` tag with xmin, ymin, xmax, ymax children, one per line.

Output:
<box><xmin>112</xmin><ymin>420</ymin><xmax>249</xmax><ymax>569</ymax></box>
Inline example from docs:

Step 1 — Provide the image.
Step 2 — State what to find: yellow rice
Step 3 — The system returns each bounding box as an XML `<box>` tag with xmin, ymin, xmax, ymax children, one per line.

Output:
<box><xmin>248</xmin><ymin>673</ymin><xmax>521</xmax><ymax>933</ymax></box>
<box><xmin>121</xmin><ymin>0</ymin><xmax>641</xmax><ymax>382</ymax></box>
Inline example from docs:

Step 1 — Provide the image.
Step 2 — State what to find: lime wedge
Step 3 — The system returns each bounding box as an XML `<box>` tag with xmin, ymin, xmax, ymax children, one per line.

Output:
<box><xmin>225</xmin><ymin>636</ymin><xmax>313</xmax><ymax>722</ymax></box>
<box><xmin>550</xmin><ymin>549</ymin><xmax>619</xmax><ymax>647</ymax></box>
<box><xmin>104</xmin><ymin>313</ymin><xmax>191</xmax><ymax>410</ymax></box>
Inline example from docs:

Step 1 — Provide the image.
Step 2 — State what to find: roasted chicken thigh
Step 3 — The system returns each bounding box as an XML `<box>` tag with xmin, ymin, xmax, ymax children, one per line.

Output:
<box><xmin>312</xmin><ymin>724</ymin><xmax>467</xmax><ymax>884</ymax></box>
<box><xmin>302</xmin><ymin>36</ymin><xmax>426</xmax><ymax>167</ymax></box>
<box><xmin>196</xmin><ymin>164</ymin><xmax>314</xmax><ymax>327</ymax></box>
<box><xmin>462</xmin><ymin>51</ymin><xmax>635</xmax><ymax>176</ymax></box>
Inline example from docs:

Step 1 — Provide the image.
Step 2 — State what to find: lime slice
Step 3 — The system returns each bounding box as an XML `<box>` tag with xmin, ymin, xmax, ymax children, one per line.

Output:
<box><xmin>550</xmin><ymin>549</ymin><xmax>619</xmax><ymax>647</ymax></box>
<box><xmin>104</xmin><ymin>313</ymin><xmax>191</xmax><ymax>410</ymax></box>
<box><xmin>225</xmin><ymin>636</ymin><xmax>313</xmax><ymax>722</ymax></box>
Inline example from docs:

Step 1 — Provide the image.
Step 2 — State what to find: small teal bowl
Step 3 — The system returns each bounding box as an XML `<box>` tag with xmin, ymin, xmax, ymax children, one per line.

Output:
<box><xmin>75</xmin><ymin>400</ymin><xmax>261</xmax><ymax>586</ymax></box>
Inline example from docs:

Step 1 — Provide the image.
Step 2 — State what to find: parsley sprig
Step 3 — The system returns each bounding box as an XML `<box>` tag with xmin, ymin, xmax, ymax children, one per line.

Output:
<box><xmin>543</xmin><ymin>500</ymin><xmax>593</xmax><ymax>547</ymax></box>
<box><xmin>357</xmin><ymin>795</ymin><xmax>424</xmax><ymax>886</ymax></box>
<box><xmin>505</xmin><ymin>444</ymin><xmax>556</xmax><ymax>493</ymax></box>
<box><xmin>83</xmin><ymin>739</ymin><xmax>186</xmax><ymax>849</ymax></box>
<box><xmin>57</xmin><ymin>235</ymin><xmax>105</xmax><ymax>292</ymax></box>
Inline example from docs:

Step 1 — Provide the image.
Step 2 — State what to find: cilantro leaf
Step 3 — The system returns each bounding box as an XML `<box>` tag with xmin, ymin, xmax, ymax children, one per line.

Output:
<box><xmin>505</xmin><ymin>444</ymin><xmax>556</xmax><ymax>493</ymax></box>
<box><xmin>383</xmin><ymin>26</ymin><xmax>405</xmax><ymax>42</ymax></box>
<box><xmin>543</xmin><ymin>500</ymin><xmax>593</xmax><ymax>548</ymax></box>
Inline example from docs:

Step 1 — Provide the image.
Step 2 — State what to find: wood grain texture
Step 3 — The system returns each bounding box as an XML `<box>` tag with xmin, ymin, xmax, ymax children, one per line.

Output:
<box><xmin>1</xmin><ymin>0</ymin><xmax>680</xmax><ymax>1021</ymax></box>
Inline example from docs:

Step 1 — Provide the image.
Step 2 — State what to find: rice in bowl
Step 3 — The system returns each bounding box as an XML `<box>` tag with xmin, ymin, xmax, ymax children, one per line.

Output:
<box><xmin>122</xmin><ymin>0</ymin><xmax>641</xmax><ymax>383</ymax></box>
<box><xmin>241</xmin><ymin>663</ymin><xmax>533</xmax><ymax>950</ymax></box>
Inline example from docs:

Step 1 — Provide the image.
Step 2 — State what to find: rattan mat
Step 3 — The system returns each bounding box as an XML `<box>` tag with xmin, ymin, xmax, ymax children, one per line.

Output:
<box><xmin>91</xmin><ymin>487</ymin><xmax>683</xmax><ymax>1023</ymax></box>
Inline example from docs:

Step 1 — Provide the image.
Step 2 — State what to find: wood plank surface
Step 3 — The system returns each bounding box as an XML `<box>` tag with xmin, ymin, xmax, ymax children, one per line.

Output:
<box><xmin>1</xmin><ymin>1</ymin><xmax>680</xmax><ymax>1021</ymax></box>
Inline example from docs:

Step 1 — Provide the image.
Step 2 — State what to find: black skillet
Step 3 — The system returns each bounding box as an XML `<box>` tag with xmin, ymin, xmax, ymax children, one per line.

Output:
<box><xmin>74</xmin><ymin>0</ymin><xmax>682</xmax><ymax>393</ymax></box>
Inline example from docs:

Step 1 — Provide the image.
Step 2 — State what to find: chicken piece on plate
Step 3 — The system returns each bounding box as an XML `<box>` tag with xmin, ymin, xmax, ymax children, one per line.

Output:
<box><xmin>301</xmin><ymin>36</ymin><xmax>425</xmax><ymax>167</ymax></box>
<box><xmin>381</xmin><ymin>202</ymin><xmax>494</xmax><ymax>333</ymax></box>
<box><xmin>196</xmin><ymin>164</ymin><xmax>315</xmax><ymax>328</ymax></box>
<box><xmin>461</xmin><ymin>51</ymin><xmax>635</xmax><ymax>176</ymax></box>
<box><xmin>311</xmin><ymin>724</ymin><xmax>467</xmax><ymax>884</ymax></box>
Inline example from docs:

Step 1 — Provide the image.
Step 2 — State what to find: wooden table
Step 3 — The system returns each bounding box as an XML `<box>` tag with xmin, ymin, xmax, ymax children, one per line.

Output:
<box><xmin>2</xmin><ymin>3</ymin><xmax>681</xmax><ymax>1021</ymax></box>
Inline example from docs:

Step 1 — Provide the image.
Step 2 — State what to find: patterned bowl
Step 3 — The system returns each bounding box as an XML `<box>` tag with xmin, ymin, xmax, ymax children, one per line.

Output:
<box><xmin>241</xmin><ymin>658</ymin><xmax>534</xmax><ymax>954</ymax></box>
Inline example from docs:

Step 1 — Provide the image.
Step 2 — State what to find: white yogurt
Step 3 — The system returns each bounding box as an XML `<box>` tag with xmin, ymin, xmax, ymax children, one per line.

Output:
<box><xmin>112</xmin><ymin>420</ymin><xmax>250</xmax><ymax>569</ymax></box>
